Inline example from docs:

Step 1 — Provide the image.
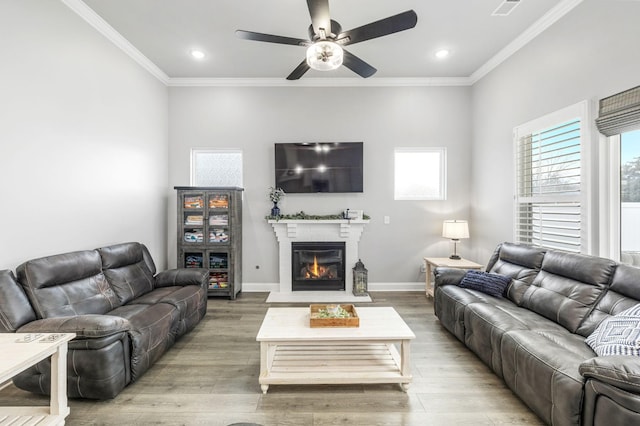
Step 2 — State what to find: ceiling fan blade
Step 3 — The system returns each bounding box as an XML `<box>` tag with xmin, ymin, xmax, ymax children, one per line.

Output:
<box><xmin>286</xmin><ymin>59</ymin><xmax>311</xmax><ymax>80</ymax></box>
<box><xmin>307</xmin><ymin>0</ymin><xmax>331</xmax><ymax>38</ymax></box>
<box><xmin>235</xmin><ymin>30</ymin><xmax>309</xmax><ymax>47</ymax></box>
<box><xmin>342</xmin><ymin>50</ymin><xmax>377</xmax><ymax>78</ymax></box>
<box><xmin>336</xmin><ymin>10</ymin><xmax>418</xmax><ymax>46</ymax></box>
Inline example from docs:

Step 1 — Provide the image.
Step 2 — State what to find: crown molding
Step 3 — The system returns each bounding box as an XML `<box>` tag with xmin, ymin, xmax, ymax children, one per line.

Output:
<box><xmin>469</xmin><ymin>0</ymin><xmax>584</xmax><ymax>84</ymax></box>
<box><xmin>167</xmin><ymin>77</ymin><xmax>473</xmax><ymax>87</ymax></box>
<box><xmin>61</xmin><ymin>0</ymin><xmax>170</xmax><ymax>85</ymax></box>
<box><xmin>64</xmin><ymin>0</ymin><xmax>582</xmax><ymax>88</ymax></box>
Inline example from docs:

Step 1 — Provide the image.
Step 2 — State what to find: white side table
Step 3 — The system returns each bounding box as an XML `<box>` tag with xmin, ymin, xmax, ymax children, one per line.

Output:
<box><xmin>424</xmin><ymin>257</ymin><xmax>483</xmax><ymax>298</ymax></box>
<box><xmin>0</xmin><ymin>332</ymin><xmax>75</xmax><ymax>425</ymax></box>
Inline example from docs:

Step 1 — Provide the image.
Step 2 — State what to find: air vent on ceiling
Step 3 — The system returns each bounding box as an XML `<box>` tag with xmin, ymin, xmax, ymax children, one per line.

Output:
<box><xmin>492</xmin><ymin>0</ymin><xmax>521</xmax><ymax>16</ymax></box>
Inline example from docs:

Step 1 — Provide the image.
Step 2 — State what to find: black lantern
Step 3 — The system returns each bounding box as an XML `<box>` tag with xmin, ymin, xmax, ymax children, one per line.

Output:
<box><xmin>353</xmin><ymin>259</ymin><xmax>368</xmax><ymax>296</ymax></box>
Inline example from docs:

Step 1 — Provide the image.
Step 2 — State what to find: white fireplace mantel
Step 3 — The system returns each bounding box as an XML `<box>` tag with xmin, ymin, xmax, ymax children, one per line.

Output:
<box><xmin>269</xmin><ymin>219</ymin><xmax>369</xmax><ymax>296</ymax></box>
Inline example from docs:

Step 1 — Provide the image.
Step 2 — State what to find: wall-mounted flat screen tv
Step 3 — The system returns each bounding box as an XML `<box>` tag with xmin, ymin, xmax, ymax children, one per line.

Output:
<box><xmin>274</xmin><ymin>142</ymin><xmax>363</xmax><ymax>193</ymax></box>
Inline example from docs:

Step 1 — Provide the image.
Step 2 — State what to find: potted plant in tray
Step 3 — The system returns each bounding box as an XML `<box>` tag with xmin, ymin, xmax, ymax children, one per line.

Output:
<box><xmin>269</xmin><ymin>187</ymin><xmax>285</xmax><ymax>217</ymax></box>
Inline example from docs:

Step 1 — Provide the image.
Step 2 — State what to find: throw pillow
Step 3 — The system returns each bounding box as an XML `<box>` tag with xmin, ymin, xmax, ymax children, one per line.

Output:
<box><xmin>586</xmin><ymin>304</ymin><xmax>640</xmax><ymax>356</ymax></box>
<box><xmin>458</xmin><ymin>270</ymin><xmax>511</xmax><ymax>298</ymax></box>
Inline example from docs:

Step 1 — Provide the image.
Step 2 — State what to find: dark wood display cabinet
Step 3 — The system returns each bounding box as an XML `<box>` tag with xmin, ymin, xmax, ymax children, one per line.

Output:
<box><xmin>174</xmin><ymin>187</ymin><xmax>243</xmax><ymax>299</ymax></box>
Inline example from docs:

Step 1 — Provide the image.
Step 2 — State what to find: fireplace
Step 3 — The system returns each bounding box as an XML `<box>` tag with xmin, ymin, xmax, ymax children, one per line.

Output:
<box><xmin>291</xmin><ymin>242</ymin><xmax>345</xmax><ymax>291</ymax></box>
<box><xmin>268</xmin><ymin>219</ymin><xmax>369</xmax><ymax>300</ymax></box>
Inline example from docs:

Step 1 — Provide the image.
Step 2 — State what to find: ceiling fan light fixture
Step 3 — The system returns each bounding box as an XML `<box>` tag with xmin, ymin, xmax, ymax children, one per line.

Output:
<box><xmin>306</xmin><ymin>41</ymin><xmax>343</xmax><ymax>71</ymax></box>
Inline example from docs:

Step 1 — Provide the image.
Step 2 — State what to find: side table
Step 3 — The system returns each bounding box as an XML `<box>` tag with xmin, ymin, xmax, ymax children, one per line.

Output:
<box><xmin>0</xmin><ymin>332</ymin><xmax>75</xmax><ymax>425</ymax></box>
<box><xmin>424</xmin><ymin>257</ymin><xmax>483</xmax><ymax>298</ymax></box>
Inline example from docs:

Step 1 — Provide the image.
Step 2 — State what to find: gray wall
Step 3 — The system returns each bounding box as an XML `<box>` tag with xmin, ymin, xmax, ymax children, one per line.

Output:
<box><xmin>470</xmin><ymin>0</ymin><xmax>640</xmax><ymax>264</ymax></box>
<box><xmin>0</xmin><ymin>0</ymin><xmax>169</xmax><ymax>270</ymax></box>
<box><xmin>168</xmin><ymin>86</ymin><xmax>472</xmax><ymax>286</ymax></box>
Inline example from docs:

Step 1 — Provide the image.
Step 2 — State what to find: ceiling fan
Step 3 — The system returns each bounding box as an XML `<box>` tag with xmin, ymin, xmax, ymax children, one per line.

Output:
<box><xmin>235</xmin><ymin>0</ymin><xmax>418</xmax><ymax>80</ymax></box>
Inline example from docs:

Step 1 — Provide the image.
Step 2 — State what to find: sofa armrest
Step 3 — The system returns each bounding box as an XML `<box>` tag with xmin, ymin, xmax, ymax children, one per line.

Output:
<box><xmin>433</xmin><ymin>267</ymin><xmax>467</xmax><ymax>290</ymax></box>
<box><xmin>17</xmin><ymin>314</ymin><xmax>131</xmax><ymax>339</ymax></box>
<box><xmin>155</xmin><ymin>268</ymin><xmax>208</xmax><ymax>290</ymax></box>
<box><xmin>580</xmin><ymin>356</ymin><xmax>640</xmax><ymax>394</ymax></box>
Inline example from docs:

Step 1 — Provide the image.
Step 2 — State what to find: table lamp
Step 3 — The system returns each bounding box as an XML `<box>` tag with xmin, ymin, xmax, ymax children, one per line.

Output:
<box><xmin>442</xmin><ymin>220</ymin><xmax>469</xmax><ymax>260</ymax></box>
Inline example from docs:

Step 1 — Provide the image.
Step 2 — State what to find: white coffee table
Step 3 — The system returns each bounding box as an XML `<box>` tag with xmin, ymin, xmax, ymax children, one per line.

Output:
<box><xmin>0</xmin><ymin>332</ymin><xmax>75</xmax><ymax>426</ymax></box>
<box><xmin>256</xmin><ymin>306</ymin><xmax>415</xmax><ymax>394</ymax></box>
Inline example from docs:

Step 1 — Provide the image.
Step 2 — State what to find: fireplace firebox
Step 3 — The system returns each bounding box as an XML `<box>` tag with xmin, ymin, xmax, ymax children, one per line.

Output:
<box><xmin>291</xmin><ymin>242</ymin><xmax>346</xmax><ymax>291</ymax></box>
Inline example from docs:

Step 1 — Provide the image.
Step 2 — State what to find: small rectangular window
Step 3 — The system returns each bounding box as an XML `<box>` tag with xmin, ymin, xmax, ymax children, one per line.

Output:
<box><xmin>191</xmin><ymin>149</ymin><xmax>243</xmax><ymax>187</ymax></box>
<box><xmin>394</xmin><ymin>148</ymin><xmax>446</xmax><ymax>200</ymax></box>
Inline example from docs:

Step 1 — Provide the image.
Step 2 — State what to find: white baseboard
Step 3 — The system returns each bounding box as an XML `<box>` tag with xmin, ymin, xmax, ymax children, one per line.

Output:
<box><xmin>242</xmin><ymin>282</ymin><xmax>279</xmax><ymax>292</ymax></box>
<box><xmin>265</xmin><ymin>291</ymin><xmax>372</xmax><ymax>303</ymax></box>
<box><xmin>366</xmin><ymin>282</ymin><xmax>425</xmax><ymax>292</ymax></box>
<box><xmin>241</xmin><ymin>282</ymin><xmax>424</xmax><ymax>293</ymax></box>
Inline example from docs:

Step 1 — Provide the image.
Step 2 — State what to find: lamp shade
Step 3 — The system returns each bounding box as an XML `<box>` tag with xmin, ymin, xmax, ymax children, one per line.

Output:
<box><xmin>442</xmin><ymin>220</ymin><xmax>469</xmax><ymax>240</ymax></box>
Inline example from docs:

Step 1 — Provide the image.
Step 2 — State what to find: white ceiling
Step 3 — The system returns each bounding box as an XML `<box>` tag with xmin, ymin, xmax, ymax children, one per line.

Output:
<box><xmin>72</xmin><ymin>0</ymin><xmax>579</xmax><ymax>84</ymax></box>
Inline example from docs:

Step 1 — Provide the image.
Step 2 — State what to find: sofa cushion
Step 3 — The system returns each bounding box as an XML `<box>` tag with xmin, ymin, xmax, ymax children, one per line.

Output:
<box><xmin>485</xmin><ymin>242</ymin><xmax>546</xmax><ymax>305</ymax></box>
<box><xmin>578</xmin><ymin>264</ymin><xmax>640</xmax><ymax>337</ymax></box>
<box><xmin>98</xmin><ymin>242</ymin><xmax>156</xmax><ymax>304</ymax></box>
<box><xmin>520</xmin><ymin>250</ymin><xmax>616</xmax><ymax>333</ymax></box>
<box><xmin>16</xmin><ymin>250</ymin><xmax>120</xmax><ymax>318</ymax></box>
<box><xmin>107</xmin><ymin>303</ymin><xmax>177</xmax><ymax>381</ymax></box>
<box><xmin>464</xmin><ymin>300</ymin><xmax>569</xmax><ymax>378</ymax></box>
<box><xmin>586</xmin><ymin>304</ymin><xmax>640</xmax><ymax>356</ymax></box>
<box><xmin>134</xmin><ymin>286</ymin><xmax>207</xmax><ymax>337</ymax></box>
<box><xmin>434</xmin><ymin>284</ymin><xmax>487</xmax><ymax>342</ymax></box>
<box><xmin>0</xmin><ymin>270</ymin><xmax>36</xmax><ymax>332</ymax></box>
<box><xmin>501</xmin><ymin>329</ymin><xmax>595</xmax><ymax>426</ymax></box>
<box><xmin>459</xmin><ymin>270</ymin><xmax>510</xmax><ymax>297</ymax></box>
<box><xmin>486</xmin><ymin>242</ymin><xmax>546</xmax><ymax>272</ymax></box>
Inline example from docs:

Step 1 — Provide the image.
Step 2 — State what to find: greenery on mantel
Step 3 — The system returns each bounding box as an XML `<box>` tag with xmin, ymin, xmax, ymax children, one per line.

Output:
<box><xmin>266</xmin><ymin>211</ymin><xmax>370</xmax><ymax>221</ymax></box>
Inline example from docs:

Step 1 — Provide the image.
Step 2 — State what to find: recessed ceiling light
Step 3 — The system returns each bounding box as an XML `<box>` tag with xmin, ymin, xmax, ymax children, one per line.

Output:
<box><xmin>435</xmin><ymin>49</ymin><xmax>450</xmax><ymax>59</ymax></box>
<box><xmin>190</xmin><ymin>49</ymin><xmax>205</xmax><ymax>60</ymax></box>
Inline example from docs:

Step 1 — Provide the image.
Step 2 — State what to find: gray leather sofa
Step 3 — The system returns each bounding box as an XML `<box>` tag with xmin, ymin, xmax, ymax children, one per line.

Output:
<box><xmin>434</xmin><ymin>242</ymin><xmax>640</xmax><ymax>426</ymax></box>
<box><xmin>0</xmin><ymin>242</ymin><xmax>208</xmax><ymax>399</ymax></box>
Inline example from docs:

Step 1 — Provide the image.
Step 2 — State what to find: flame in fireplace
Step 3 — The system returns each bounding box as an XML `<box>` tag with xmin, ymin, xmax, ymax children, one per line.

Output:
<box><xmin>303</xmin><ymin>255</ymin><xmax>338</xmax><ymax>280</ymax></box>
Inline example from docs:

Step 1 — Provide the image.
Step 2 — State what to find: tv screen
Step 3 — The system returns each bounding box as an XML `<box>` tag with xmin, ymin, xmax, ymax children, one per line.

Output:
<box><xmin>274</xmin><ymin>142</ymin><xmax>363</xmax><ymax>193</ymax></box>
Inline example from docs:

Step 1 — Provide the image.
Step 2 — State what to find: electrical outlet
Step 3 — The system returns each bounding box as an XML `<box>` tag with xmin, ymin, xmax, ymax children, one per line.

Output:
<box><xmin>420</xmin><ymin>263</ymin><xmax>427</xmax><ymax>273</ymax></box>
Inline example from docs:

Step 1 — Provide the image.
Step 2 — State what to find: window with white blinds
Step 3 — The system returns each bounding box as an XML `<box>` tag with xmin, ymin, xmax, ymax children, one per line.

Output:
<box><xmin>514</xmin><ymin>102</ymin><xmax>588</xmax><ymax>253</ymax></box>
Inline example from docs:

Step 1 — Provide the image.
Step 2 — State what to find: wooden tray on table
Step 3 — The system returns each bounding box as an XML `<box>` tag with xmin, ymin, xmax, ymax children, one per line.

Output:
<box><xmin>309</xmin><ymin>304</ymin><xmax>360</xmax><ymax>328</ymax></box>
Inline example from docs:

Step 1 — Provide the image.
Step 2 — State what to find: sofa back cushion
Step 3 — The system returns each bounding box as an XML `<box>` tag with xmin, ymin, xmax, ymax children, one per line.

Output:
<box><xmin>0</xmin><ymin>270</ymin><xmax>37</xmax><ymax>331</ymax></box>
<box><xmin>577</xmin><ymin>264</ymin><xmax>640</xmax><ymax>336</ymax></box>
<box><xmin>521</xmin><ymin>250</ymin><xmax>616</xmax><ymax>333</ymax></box>
<box><xmin>486</xmin><ymin>242</ymin><xmax>546</xmax><ymax>305</ymax></box>
<box><xmin>98</xmin><ymin>242</ymin><xmax>156</xmax><ymax>304</ymax></box>
<box><xmin>16</xmin><ymin>250</ymin><xmax>120</xmax><ymax>318</ymax></box>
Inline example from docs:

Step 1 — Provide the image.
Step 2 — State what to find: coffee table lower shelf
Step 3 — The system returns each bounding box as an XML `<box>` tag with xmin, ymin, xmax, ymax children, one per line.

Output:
<box><xmin>0</xmin><ymin>407</ymin><xmax>68</xmax><ymax>426</ymax></box>
<box><xmin>259</xmin><ymin>342</ymin><xmax>412</xmax><ymax>394</ymax></box>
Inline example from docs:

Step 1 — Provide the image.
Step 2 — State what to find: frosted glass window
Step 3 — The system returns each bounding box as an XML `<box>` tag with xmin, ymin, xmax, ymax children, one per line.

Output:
<box><xmin>394</xmin><ymin>148</ymin><xmax>446</xmax><ymax>200</ymax></box>
<box><xmin>191</xmin><ymin>149</ymin><xmax>243</xmax><ymax>187</ymax></box>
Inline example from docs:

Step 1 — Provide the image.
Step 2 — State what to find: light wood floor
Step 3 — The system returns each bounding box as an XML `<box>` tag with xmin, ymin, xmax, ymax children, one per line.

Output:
<box><xmin>1</xmin><ymin>292</ymin><xmax>544</xmax><ymax>425</ymax></box>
